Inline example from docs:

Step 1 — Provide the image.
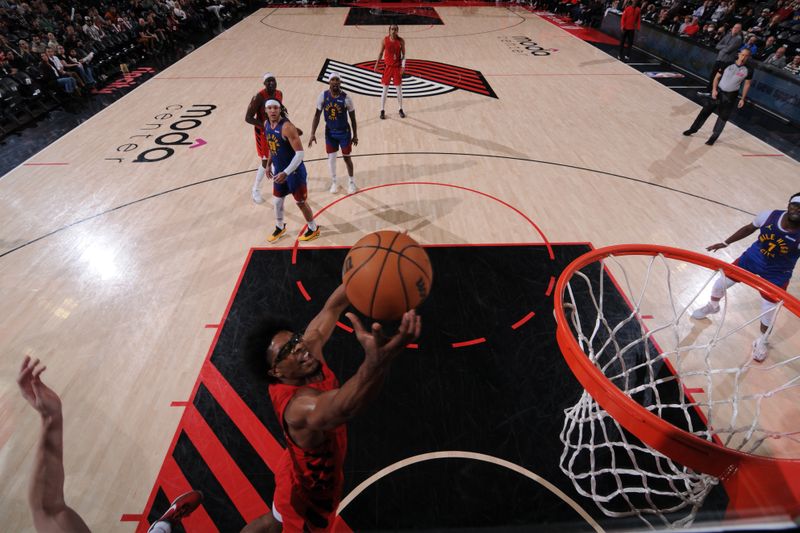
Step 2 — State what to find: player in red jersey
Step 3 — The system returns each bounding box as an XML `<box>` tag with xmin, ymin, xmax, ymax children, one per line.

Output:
<box><xmin>245</xmin><ymin>73</ymin><xmax>285</xmax><ymax>204</ymax></box>
<box><xmin>241</xmin><ymin>286</ymin><xmax>421</xmax><ymax>532</ymax></box>
<box><xmin>374</xmin><ymin>24</ymin><xmax>406</xmax><ymax>119</ymax></box>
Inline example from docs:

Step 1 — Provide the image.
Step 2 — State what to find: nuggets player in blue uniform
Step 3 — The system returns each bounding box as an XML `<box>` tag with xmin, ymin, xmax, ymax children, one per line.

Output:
<box><xmin>692</xmin><ymin>192</ymin><xmax>800</xmax><ymax>361</ymax></box>
<box><xmin>264</xmin><ymin>99</ymin><xmax>320</xmax><ymax>243</ymax></box>
<box><xmin>309</xmin><ymin>72</ymin><xmax>358</xmax><ymax>195</ymax></box>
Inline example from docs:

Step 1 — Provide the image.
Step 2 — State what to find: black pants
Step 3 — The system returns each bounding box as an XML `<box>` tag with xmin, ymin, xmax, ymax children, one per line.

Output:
<box><xmin>619</xmin><ymin>30</ymin><xmax>635</xmax><ymax>57</ymax></box>
<box><xmin>688</xmin><ymin>91</ymin><xmax>737</xmax><ymax>138</ymax></box>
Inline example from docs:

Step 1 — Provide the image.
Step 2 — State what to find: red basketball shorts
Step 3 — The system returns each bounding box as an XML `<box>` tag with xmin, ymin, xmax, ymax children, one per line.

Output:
<box><xmin>381</xmin><ymin>65</ymin><xmax>402</xmax><ymax>86</ymax></box>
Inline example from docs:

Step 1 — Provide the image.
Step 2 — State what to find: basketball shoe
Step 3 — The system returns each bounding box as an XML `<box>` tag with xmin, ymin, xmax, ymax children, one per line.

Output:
<box><xmin>751</xmin><ymin>338</ymin><xmax>768</xmax><ymax>362</ymax></box>
<box><xmin>347</xmin><ymin>179</ymin><xmax>357</xmax><ymax>194</ymax></box>
<box><xmin>329</xmin><ymin>180</ymin><xmax>339</xmax><ymax>194</ymax></box>
<box><xmin>267</xmin><ymin>224</ymin><xmax>287</xmax><ymax>243</ymax></box>
<box><xmin>380</xmin><ymin>110</ymin><xmax>385</xmax><ymax>120</ymax></box>
<box><xmin>147</xmin><ymin>490</ymin><xmax>203</xmax><ymax>532</ymax></box>
<box><xmin>252</xmin><ymin>188</ymin><xmax>264</xmax><ymax>204</ymax></box>
<box><xmin>691</xmin><ymin>302</ymin><xmax>720</xmax><ymax>319</ymax></box>
<box><xmin>399</xmin><ymin>109</ymin><xmax>406</xmax><ymax>118</ymax></box>
<box><xmin>299</xmin><ymin>227</ymin><xmax>321</xmax><ymax>242</ymax></box>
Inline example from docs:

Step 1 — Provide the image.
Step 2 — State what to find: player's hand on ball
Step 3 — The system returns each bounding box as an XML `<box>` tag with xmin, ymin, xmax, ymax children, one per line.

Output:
<box><xmin>274</xmin><ymin>171</ymin><xmax>287</xmax><ymax>184</ymax></box>
<box><xmin>347</xmin><ymin>310</ymin><xmax>421</xmax><ymax>365</ymax></box>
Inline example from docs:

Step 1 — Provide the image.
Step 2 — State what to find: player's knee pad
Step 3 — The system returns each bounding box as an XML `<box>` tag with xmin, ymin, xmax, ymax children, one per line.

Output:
<box><xmin>760</xmin><ymin>298</ymin><xmax>778</xmax><ymax>327</ymax></box>
<box><xmin>710</xmin><ymin>275</ymin><xmax>737</xmax><ymax>299</ymax></box>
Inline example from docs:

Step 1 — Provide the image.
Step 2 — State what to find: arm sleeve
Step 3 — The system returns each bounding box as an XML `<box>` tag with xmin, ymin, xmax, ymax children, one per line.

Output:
<box><xmin>316</xmin><ymin>91</ymin><xmax>325</xmax><ymax>111</ymax></box>
<box><xmin>752</xmin><ymin>210</ymin><xmax>771</xmax><ymax>227</ymax></box>
<box><xmin>345</xmin><ymin>95</ymin><xmax>354</xmax><ymax>111</ymax></box>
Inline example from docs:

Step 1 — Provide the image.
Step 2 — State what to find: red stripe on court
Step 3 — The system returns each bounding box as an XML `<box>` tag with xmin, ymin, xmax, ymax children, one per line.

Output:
<box><xmin>641</xmin><ymin>314</ymin><xmax>654</xmax><ymax>319</ymax></box>
<box><xmin>120</xmin><ymin>514</ymin><xmax>143</xmax><ymax>522</ymax></box>
<box><xmin>545</xmin><ymin>276</ymin><xmax>556</xmax><ymax>296</ymax></box>
<box><xmin>511</xmin><ymin>311</ymin><xmax>535</xmax><ymax>330</ymax></box>
<box><xmin>204</xmin><ymin>323</ymin><xmax>220</xmax><ymax>329</ymax></box>
<box><xmin>183</xmin><ymin>405</ymin><xmax>270</xmax><ymax>523</ymax></box>
<box><xmin>336</xmin><ymin>321</ymin><xmax>354</xmax><ymax>333</ymax></box>
<box><xmin>296</xmin><ymin>280</ymin><xmax>311</xmax><ymax>301</ymax></box>
<box><xmin>170</xmin><ymin>401</ymin><xmax>189</xmax><ymax>407</ymax></box>
<box><xmin>200</xmin><ymin>362</ymin><xmax>285</xmax><ymax>471</ymax></box>
<box><xmin>685</xmin><ymin>387</ymin><xmax>705</xmax><ymax>394</ymax></box>
<box><xmin>23</xmin><ymin>162</ymin><xmax>69</xmax><ymax>166</ymax></box>
<box><xmin>452</xmin><ymin>338</ymin><xmax>486</xmax><ymax>348</ymax></box>
<box><xmin>135</xmin><ymin>456</ymin><xmax>216</xmax><ymax>533</ymax></box>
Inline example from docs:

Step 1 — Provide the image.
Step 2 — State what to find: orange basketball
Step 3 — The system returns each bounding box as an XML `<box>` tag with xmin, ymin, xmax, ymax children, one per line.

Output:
<box><xmin>342</xmin><ymin>230</ymin><xmax>433</xmax><ymax>320</ymax></box>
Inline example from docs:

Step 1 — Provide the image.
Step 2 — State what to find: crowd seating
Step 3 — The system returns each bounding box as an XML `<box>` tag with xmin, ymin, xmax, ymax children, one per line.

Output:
<box><xmin>0</xmin><ymin>0</ymin><xmax>256</xmax><ymax>138</ymax></box>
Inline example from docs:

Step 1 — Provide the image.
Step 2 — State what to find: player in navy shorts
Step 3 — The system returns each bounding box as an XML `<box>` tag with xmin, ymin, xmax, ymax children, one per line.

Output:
<box><xmin>691</xmin><ymin>192</ymin><xmax>800</xmax><ymax>361</ymax></box>
<box><xmin>263</xmin><ymin>99</ymin><xmax>321</xmax><ymax>243</ymax></box>
<box><xmin>309</xmin><ymin>72</ymin><xmax>359</xmax><ymax>195</ymax></box>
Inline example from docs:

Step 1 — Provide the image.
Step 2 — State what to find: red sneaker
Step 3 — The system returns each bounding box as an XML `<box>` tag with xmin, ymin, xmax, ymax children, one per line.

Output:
<box><xmin>156</xmin><ymin>490</ymin><xmax>203</xmax><ymax>524</ymax></box>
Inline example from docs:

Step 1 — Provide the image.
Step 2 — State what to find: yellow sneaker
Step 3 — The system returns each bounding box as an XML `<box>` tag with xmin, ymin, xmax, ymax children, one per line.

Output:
<box><xmin>299</xmin><ymin>226</ymin><xmax>320</xmax><ymax>242</ymax></box>
<box><xmin>267</xmin><ymin>224</ymin><xmax>286</xmax><ymax>243</ymax></box>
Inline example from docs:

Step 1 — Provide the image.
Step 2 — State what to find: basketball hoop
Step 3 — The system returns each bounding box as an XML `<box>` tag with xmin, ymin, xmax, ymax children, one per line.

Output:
<box><xmin>554</xmin><ymin>244</ymin><xmax>800</xmax><ymax>528</ymax></box>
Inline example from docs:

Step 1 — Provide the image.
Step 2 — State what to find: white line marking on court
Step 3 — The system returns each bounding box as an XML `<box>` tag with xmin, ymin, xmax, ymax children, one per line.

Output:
<box><xmin>336</xmin><ymin>450</ymin><xmax>604</xmax><ymax>532</ymax></box>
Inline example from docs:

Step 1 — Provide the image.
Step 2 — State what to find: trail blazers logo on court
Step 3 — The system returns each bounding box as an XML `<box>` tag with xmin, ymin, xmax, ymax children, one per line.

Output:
<box><xmin>317</xmin><ymin>59</ymin><xmax>498</xmax><ymax>99</ymax></box>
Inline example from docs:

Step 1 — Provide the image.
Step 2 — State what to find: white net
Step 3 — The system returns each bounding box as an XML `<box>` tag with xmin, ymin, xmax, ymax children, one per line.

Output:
<box><xmin>557</xmin><ymin>251</ymin><xmax>800</xmax><ymax>529</ymax></box>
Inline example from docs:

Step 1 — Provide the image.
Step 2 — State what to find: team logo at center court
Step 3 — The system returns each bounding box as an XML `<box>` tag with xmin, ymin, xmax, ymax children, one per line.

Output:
<box><xmin>317</xmin><ymin>59</ymin><xmax>498</xmax><ymax>99</ymax></box>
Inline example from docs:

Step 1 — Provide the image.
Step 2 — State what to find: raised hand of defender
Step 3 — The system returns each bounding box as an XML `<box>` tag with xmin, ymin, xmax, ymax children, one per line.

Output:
<box><xmin>346</xmin><ymin>310</ymin><xmax>421</xmax><ymax>365</ymax></box>
<box><xmin>17</xmin><ymin>356</ymin><xmax>62</xmax><ymax>420</ymax></box>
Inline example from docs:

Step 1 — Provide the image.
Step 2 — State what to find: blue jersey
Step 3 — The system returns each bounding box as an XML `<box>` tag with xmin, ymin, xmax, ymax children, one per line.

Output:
<box><xmin>738</xmin><ymin>210</ymin><xmax>800</xmax><ymax>285</ymax></box>
<box><xmin>320</xmin><ymin>90</ymin><xmax>351</xmax><ymax>132</ymax></box>
<box><xmin>264</xmin><ymin>118</ymin><xmax>305</xmax><ymax>175</ymax></box>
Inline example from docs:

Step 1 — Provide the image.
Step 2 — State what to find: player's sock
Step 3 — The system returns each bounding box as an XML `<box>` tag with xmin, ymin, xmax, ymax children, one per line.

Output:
<box><xmin>147</xmin><ymin>522</ymin><xmax>171</xmax><ymax>533</ymax></box>
<box><xmin>397</xmin><ymin>85</ymin><xmax>403</xmax><ymax>111</ymax></box>
<box><xmin>328</xmin><ymin>153</ymin><xmax>337</xmax><ymax>182</ymax></box>
<box><xmin>252</xmin><ymin>165</ymin><xmax>266</xmax><ymax>203</ymax></box>
<box><xmin>307</xmin><ymin>220</ymin><xmax>318</xmax><ymax>231</ymax></box>
<box><xmin>274</xmin><ymin>196</ymin><xmax>285</xmax><ymax>227</ymax></box>
<box><xmin>381</xmin><ymin>86</ymin><xmax>388</xmax><ymax>111</ymax></box>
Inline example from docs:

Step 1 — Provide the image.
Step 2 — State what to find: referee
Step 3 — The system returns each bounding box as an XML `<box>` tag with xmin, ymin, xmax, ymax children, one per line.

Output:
<box><xmin>683</xmin><ymin>48</ymin><xmax>753</xmax><ymax>146</ymax></box>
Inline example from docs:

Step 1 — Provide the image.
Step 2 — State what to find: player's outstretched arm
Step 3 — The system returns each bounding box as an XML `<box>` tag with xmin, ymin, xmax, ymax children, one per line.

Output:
<box><xmin>349</xmin><ymin>110</ymin><xmax>358</xmax><ymax>145</ymax></box>
<box><xmin>706</xmin><ymin>223</ymin><xmax>758</xmax><ymax>251</ymax></box>
<box><xmin>17</xmin><ymin>357</ymin><xmax>91</xmax><ymax>533</ymax></box>
<box><xmin>287</xmin><ymin>311</ymin><xmax>421</xmax><ymax>435</ymax></box>
<box><xmin>305</xmin><ymin>285</ymin><xmax>350</xmax><ymax>347</ymax></box>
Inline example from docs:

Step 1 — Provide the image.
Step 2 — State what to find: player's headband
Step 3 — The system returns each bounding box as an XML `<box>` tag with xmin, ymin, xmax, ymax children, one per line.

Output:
<box><xmin>791</xmin><ymin>195</ymin><xmax>800</xmax><ymax>205</ymax></box>
<box><xmin>263</xmin><ymin>72</ymin><xmax>275</xmax><ymax>81</ymax></box>
<box><xmin>265</xmin><ymin>99</ymin><xmax>281</xmax><ymax>108</ymax></box>
<box><xmin>328</xmin><ymin>72</ymin><xmax>341</xmax><ymax>81</ymax></box>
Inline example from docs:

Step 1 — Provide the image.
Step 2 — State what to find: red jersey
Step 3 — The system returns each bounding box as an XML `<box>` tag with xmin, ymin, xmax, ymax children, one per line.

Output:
<box><xmin>269</xmin><ymin>362</ymin><xmax>347</xmax><ymax>531</ymax></box>
<box><xmin>383</xmin><ymin>36</ymin><xmax>403</xmax><ymax>67</ymax></box>
<box><xmin>255</xmin><ymin>88</ymin><xmax>283</xmax><ymax>128</ymax></box>
<box><xmin>620</xmin><ymin>6</ymin><xmax>641</xmax><ymax>30</ymax></box>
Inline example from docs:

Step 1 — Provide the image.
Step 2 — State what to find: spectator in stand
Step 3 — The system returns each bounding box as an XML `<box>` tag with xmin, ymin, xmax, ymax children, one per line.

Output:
<box><xmin>740</xmin><ymin>34</ymin><xmax>758</xmax><ymax>55</ymax></box>
<box><xmin>785</xmin><ymin>55</ymin><xmax>800</xmax><ymax>76</ymax></box>
<box><xmin>749</xmin><ymin>8</ymin><xmax>772</xmax><ymax>32</ymax></box>
<box><xmin>619</xmin><ymin>0</ymin><xmax>641</xmax><ymax>61</ymax></box>
<box><xmin>693</xmin><ymin>0</ymin><xmax>713</xmax><ymax>21</ymax></box>
<box><xmin>14</xmin><ymin>39</ymin><xmax>37</xmax><ymax>68</ymax></box>
<box><xmin>58</xmin><ymin>44</ymin><xmax>95</xmax><ymax>86</ymax></box>
<box><xmin>764</xmin><ymin>46</ymin><xmax>788</xmax><ymax>68</ymax></box>
<box><xmin>643</xmin><ymin>3</ymin><xmax>657</xmax><ymax>22</ymax></box>
<box><xmin>31</xmin><ymin>34</ymin><xmax>46</xmax><ymax>54</ymax></box>
<box><xmin>40</xmin><ymin>51</ymin><xmax>78</xmax><ymax>94</ymax></box>
<box><xmin>656</xmin><ymin>8</ymin><xmax>670</xmax><ymax>26</ymax></box>
<box><xmin>698</xmin><ymin>23</ymin><xmax>718</xmax><ymax>44</ymax></box>
<box><xmin>774</xmin><ymin>0</ymin><xmax>797</xmax><ymax>22</ymax></box>
<box><xmin>710</xmin><ymin>2</ymin><xmax>728</xmax><ymax>23</ymax></box>
<box><xmin>681</xmin><ymin>16</ymin><xmax>701</xmax><ymax>37</ymax></box>
<box><xmin>45</xmin><ymin>46</ymin><xmax>84</xmax><ymax>88</ymax></box>
<box><xmin>761</xmin><ymin>15</ymin><xmax>784</xmax><ymax>39</ymax></box>
<box><xmin>757</xmin><ymin>35</ymin><xmax>778</xmax><ymax>60</ymax></box>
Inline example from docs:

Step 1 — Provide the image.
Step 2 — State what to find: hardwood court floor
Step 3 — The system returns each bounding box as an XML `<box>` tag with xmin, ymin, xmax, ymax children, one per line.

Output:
<box><xmin>1</xmin><ymin>4</ymin><xmax>798</xmax><ymax>531</ymax></box>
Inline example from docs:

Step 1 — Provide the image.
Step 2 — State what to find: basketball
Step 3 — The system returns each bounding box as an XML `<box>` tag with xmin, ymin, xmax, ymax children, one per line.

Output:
<box><xmin>342</xmin><ymin>230</ymin><xmax>433</xmax><ymax>320</ymax></box>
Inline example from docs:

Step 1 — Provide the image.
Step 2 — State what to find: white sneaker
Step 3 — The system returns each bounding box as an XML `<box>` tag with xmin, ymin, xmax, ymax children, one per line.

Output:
<box><xmin>751</xmin><ymin>338</ymin><xmax>768</xmax><ymax>362</ymax></box>
<box><xmin>329</xmin><ymin>181</ymin><xmax>339</xmax><ymax>194</ymax></box>
<box><xmin>252</xmin><ymin>188</ymin><xmax>264</xmax><ymax>204</ymax></box>
<box><xmin>347</xmin><ymin>180</ymin><xmax>357</xmax><ymax>194</ymax></box>
<box><xmin>691</xmin><ymin>302</ymin><xmax>720</xmax><ymax>320</ymax></box>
